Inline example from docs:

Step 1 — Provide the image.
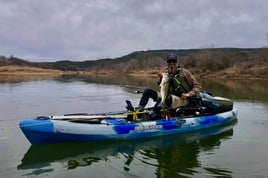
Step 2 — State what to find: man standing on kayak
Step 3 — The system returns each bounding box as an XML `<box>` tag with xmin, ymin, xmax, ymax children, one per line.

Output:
<box><xmin>137</xmin><ymin>53</ymin><xmax>201</xmax><ymax>118</ymax></box>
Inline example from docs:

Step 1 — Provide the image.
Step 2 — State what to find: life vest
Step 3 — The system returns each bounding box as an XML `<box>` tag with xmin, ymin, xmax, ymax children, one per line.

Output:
<box><xmin>169</xmin><ymin>66</ymin><xmax>191</xmax><ymax>97</ymax></box>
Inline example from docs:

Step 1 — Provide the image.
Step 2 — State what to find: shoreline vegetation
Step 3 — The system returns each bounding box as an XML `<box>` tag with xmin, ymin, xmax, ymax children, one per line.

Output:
<box><xmin>1</xmin><ymin>48</ymin><xmax>268</xmax><ymax>80</ymax></box>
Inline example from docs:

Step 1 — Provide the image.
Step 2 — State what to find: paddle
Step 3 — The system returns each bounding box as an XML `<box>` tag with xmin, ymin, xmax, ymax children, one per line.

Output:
<box><xmin>50</xmin><ymin>114</ymin><xmax>126</xmax><ymax>120</ymax></box>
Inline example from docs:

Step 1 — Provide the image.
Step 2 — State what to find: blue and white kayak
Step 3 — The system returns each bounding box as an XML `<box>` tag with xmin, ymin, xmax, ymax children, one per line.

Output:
<box><xmin>19</xmin><ymin>106</ymin><xmax>238</xmax><ymax>145</ymax></box>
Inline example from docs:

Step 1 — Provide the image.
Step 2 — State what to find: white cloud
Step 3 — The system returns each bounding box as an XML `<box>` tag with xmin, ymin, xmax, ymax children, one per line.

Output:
<box><xmin>0</xmin><ymin>0</ymin><xmax>268</xmax><ymax>62</ymax></box>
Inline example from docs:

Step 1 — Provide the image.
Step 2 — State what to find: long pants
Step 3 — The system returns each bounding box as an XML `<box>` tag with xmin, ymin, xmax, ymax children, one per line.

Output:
<box><xmin>138</xmin><ymin>88</ymin><xmax>172</xmax><ymax>112</ymax></box>
<box><xmin>138</xmin><ymin>89</ymin><xmax>158</xmax><ymax>109</ymax></box>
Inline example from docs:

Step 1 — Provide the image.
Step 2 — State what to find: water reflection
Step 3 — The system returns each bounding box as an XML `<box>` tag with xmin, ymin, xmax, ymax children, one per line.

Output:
<box><xmin>57</xmin><ymin>75</ymin><xmax>268</xmax><ymax>103</ymax></box>
<box><xmin>1</xmin><ymin>75</ymin><xmax>266</xmax><ymax>177</ymax></box>
<box><xmin>1</xmin><ymin>75</ymin><xmax>268</xmax><ymax>103</ymax></box>
<box><xmin>18</xmin><ymin>121</ymin><xmax>236</xmax><ymax>177</ymax></box>
<box><xmin>200</xmin><ymin>78</ymin><xmax>268</xmax><ymax>102</ymax></box>
<box><xmin>0</xmin><ymin>75</ymin><xmax>59</xmax><ymax>83</ymax></box>
<box><xmin>57</xmin><ymin>75</ymin><xmax>159</xmax><ymax>90</ymax></box>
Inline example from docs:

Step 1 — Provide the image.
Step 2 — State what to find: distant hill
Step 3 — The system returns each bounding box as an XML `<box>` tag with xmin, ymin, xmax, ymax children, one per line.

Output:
<box><xmin>0</xmin><ymin>55</ymin><xmax>34</xmax><ymax>66</ymax></box>
<box><xmin>1</xmin><ymin>48</ymin><xmax>268</xmax><ymax>78</ymax></box>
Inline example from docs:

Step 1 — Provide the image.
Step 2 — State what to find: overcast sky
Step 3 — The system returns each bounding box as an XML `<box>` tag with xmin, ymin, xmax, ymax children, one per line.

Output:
<box><xmin>1</xmin><ymin>0</ymin><xmax>268</xmax><ymax>62</ymax></box>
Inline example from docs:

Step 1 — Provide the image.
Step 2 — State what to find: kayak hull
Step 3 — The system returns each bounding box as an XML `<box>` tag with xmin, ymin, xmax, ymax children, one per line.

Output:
<box><xmin>20</xmin><ymin>109</ymin><xmax>237</xmax><ymax>145</ymax></box>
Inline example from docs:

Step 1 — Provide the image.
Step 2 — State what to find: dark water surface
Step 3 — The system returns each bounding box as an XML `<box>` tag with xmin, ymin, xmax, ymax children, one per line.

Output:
<box><xmin>0</xmin><ymin>76</ymin><xmax>268</xmax><ymax>178</ymax></box>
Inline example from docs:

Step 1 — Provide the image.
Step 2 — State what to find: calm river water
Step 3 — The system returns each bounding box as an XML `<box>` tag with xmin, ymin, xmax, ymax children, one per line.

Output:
<box><xmin>0</xmin><ymin>75</ymin><xmax>268</xmax><ymax>178</ymax></box>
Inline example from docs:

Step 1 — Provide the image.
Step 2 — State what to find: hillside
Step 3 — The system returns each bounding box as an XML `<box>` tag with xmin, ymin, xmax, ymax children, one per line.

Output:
<box><xmin>1</xmin><ymin>48</ymin><xmax>268</xmax><ymax>79</ymax></box>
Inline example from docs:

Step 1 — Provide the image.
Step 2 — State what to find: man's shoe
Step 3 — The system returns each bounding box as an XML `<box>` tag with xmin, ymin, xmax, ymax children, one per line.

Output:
<box><xmin>149</xmin><ymin>111</ymin><xmax>158</xmax><ymax>120</ymax></box>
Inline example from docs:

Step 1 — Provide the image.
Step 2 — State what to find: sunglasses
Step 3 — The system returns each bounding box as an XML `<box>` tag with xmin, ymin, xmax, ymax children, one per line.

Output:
<box><xmin>167</xmin><ymin>59</ymin><xmax>177</xmax><ymax>64</ymax></box>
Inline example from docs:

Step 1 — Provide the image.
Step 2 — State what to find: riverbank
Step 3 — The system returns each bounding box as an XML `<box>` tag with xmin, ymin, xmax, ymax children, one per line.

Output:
<box><xmin>1</xmin><ymin>65</ymin><xmax>268</xmax><ymax>80</ymax></box>
<box><xmin>1</xmin><ymin>48</ymin><xmax>268</xmax><ymax>80</ymax></box>
<box><xmin>0</xmin><ymin>66</ymin><xmax>78</xmax><ymax>76</ymax></box>
<box><xmin>0</xmin><ymin>66</ymin><xmax>79</xmax><ymax>83</ymax></box>
<box><xmin>82</xmin><ymin>67</ymin><xmax>268</xmax><ymax>80</ymax></box>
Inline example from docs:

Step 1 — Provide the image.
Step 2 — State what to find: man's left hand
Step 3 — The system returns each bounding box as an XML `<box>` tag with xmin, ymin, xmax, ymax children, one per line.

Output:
<box><xmin>181</xmin><ymin>93</ymin><xmax>190</xmax><ymax>100</ymax></box>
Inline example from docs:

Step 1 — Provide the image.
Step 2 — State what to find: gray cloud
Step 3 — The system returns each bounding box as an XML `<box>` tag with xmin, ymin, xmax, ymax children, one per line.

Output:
<box><xmin>0</xmin><ymin>0</ymin><xmax>267</xmax><ymax>62</ymax></box>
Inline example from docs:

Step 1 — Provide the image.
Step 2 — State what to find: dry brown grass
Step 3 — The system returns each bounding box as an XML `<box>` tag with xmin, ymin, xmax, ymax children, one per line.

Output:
<box><xmin>202</xmin><ymin>65</ymin><xmax>268</xmax><ymax>79</ymax></box>
<box><xmin>0</xmin><ymin>65</ymin><xmax>78</xmax><ymax>76</ymax></box>
<box><xmin>0</xmin><ymin>65</ymin><xmax>59</xmax><ymax>74</ymax></box>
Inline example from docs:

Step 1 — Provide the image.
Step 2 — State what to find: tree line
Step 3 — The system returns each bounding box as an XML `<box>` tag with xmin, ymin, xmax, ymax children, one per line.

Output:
<box><xmin>1</xmin><ymin>48</ymin><xmax>268</xmax><ymax>78</ymax></box>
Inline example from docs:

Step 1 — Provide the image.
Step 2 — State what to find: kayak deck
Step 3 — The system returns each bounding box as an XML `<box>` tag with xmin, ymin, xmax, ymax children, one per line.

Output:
<box><xmin>20</xmin><ymin>107</ymin><xmax>238</xmax><ymax>145</ymax></box>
